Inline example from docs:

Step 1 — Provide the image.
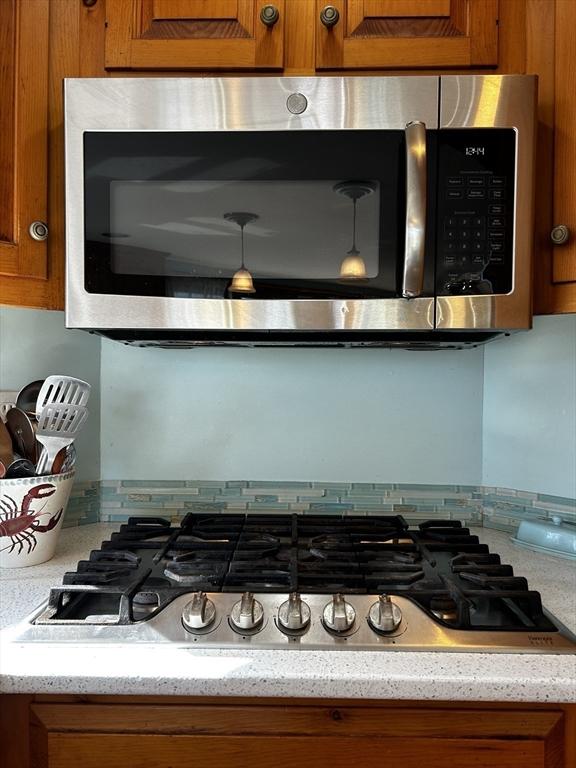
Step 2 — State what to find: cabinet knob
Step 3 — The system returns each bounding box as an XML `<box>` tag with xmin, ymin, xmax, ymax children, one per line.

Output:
<box><xmin>551</xmin><ymin>224</ymin><xmax>570</xmax><ymax>245</ymax></box>
<box><xmin>260</xmin><ymin>5</ymin><xmax>280</xmax><ymax>26</ymax></box>
<box><xmin>29</xmin><ymin>221</ymin><xmax>48</xmax><ymax>241</ymax></box>
<box><xmin>320</xmin><ymin>5</ymin><xmax>340</xmax><ymax>28</ymax></box>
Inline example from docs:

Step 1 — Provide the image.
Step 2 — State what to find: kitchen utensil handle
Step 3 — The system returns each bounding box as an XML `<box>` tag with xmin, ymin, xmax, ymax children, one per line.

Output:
<box><xmin>402</xmin><ymin>121</ymin><xmax>427</xmax><ymax>299</ymax></box>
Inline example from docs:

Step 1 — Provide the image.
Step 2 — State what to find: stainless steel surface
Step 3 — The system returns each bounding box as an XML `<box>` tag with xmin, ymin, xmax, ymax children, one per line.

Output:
<box><xmin>65</xmin><ymin>76</ymin><xmax>438</xmax><ymax>333</ymax></box>
<box><xmin>402</xmin><ymin>121</ymin><xmax>427</xmax><ymax>299</ymax></box>
<box><xmin>28</xmin><ymin>221</ymin><xmax>48</xmax><ymax>242</ymax></box>
<box><xmin>5</xmin><ymin>407</ymin><xmax>37</xmax><ymax>464</ymax></box>
<box><xmin>322</xmin><ymin>594</ymin><xmax>356</xmax><ymax>633</ymax></box>
<box><xmin>320</xmin><ymin>5</ymin><xmax>340</xmax><ymax>27</ymax></box>
<box><xmin>368</xmin><ymin>595</ymin><xmax>403</xmax><ymax>633</ymax></box>
<box><xmin>35</xmin><ymin>404</ymin><xmax>88</xmax><ymax>475</ymax></box>
<box><xmin>260</xmin><ymin>4</ymin><xmax>279</xmax><ymax>25</ymax></box>
<box><xmin>28</xmin><ymin>593</ymin><xmax>576</xmax><ymax>653</ymax></box>
<box><xmin>277</xmin><ymin>593</ymin><xmax>311</xmax><ymax>632</ymax></box>
<box><xmin>65</xmin><ymin>75</ymin><xmax>535</xmax><ymax>338</ymax></box>
<box><xmin>229</xmin><ymin>592</ymin><xmax>265</xmax><ymax>632</ymax></box>
<box><xmin>551</xmin><ymin>224</ymin><xmax>570</xmax><ymax>245</ymax></box>
<box><xmin>35</xmin><ymin>376</ymin><xmax>91</xmax><ymax>420</ymax></box>
<box><xmin>437</xmin><ymin>75</ymin><xmax>537</xmax><ymax>331</ymax></box>
<box><xmin>182</xmin><ymin>592</ymin><xmax>217</xmax><ymax>632</ymax></box>
<box><xmin>16</xmin><ymin>379</ymin><xmax>44</xmax><ymax>416</ymax></box>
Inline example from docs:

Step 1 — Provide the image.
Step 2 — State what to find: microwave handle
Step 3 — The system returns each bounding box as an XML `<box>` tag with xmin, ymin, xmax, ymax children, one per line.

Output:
<box><xmin>402</xmin><ymin>121</ymin><xmax>427</xmax><ymax>298</ymax></box>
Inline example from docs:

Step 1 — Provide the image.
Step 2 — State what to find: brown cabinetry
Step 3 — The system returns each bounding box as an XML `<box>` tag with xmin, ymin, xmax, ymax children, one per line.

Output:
<box><xmin>104</xmin><ymin>0</ymin><xmax>285</xmax><ymax>70</ymax></box>
<box><xmin>315</xmin><ymin>0</ymin><xmax>499</xmax><ymax>70</ymax></box>
<box><xmin>533</xmin><ymin>0</ymin><xmax>576</xmax><ymax>314</ymax></box>
<box><xmin>1</xmin><ymin>695</ymin><xmax>572</xmax><ymax>768</ymax></box>
<box><xmin>0</xmin><ymin>0</ymin><xmax>50</xmax><ymax>308</ymax></box>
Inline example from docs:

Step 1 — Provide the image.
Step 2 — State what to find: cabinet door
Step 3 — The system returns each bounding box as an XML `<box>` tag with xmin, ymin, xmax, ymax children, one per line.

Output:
<box><xmin>105</xmin><ymin>0</ymin><xmax>285</xmax><ymax>70</ymax></box>
<box><xmin>30</xmin><ymin>702</ymin><xmax>566</xmax><ymax>768</ymax></box>
<box><xmin>0</xmin><ymin>0</ymin><xmax>49</xmax><ymax>307</ymax></box>
<box><xmin>316</xmin><ymin>0</ymin><xmax>499</xmax><ymax>69</ymax></box>
<box><xmin>548</xmin><ymin>0</ymin><xmax>576</xmax><ymax>311</ymax></box>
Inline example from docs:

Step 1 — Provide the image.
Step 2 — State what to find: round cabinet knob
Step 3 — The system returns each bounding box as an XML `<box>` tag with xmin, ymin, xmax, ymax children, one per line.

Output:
<box><xmin>277</xmin><ymin>593</ymin><xmax>311</xmax><ymax>633</ymax></box>
<box><xmin>29</xmin><ymin>221</ymin><xmax>48</xmax><ymax>242</ymax></box>
<box><xmin>322</xmin><ymin>594</ymin><xmax>355</xmax><ymax>633</ymax></box>
<box><xmin>551</xmin><ymin>224</ymin><xmax>570</xmax><ymax>245</ymax></box>
<box><xmin>320</xmin><ymin>5</ymin><xmax>340</xmax><ymax>27</ymax></box>
<box><xmin>368</xmin><ymin>595</ymin><xmax>402</xmax><ymax>634</ymax></box>
<box><xmin>182</xmin><ymin>591</ymin><xmax>216</xmax><ymax>632</ymax></box>
<box><xmin>260</xmin><ymin>4</ymin><xmax>280</xmax><ymax>26</ymax></box>
<box><xmin>230</xmin><ymin>591</ymin><xmax>264</xmax><ymax>632</ymax></box>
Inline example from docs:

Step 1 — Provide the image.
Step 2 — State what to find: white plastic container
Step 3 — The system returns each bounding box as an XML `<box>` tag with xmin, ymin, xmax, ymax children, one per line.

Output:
<box><xmin>0</xmin><ymin>471</ymin><xmax>74</xmax><ymax>568</ymax></box>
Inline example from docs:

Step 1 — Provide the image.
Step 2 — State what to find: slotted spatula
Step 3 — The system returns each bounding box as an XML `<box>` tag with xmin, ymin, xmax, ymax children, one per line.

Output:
<box><xmin>35</xmin><ymin>404</ymin><xmax>89</xmax><ymax>475</ymax></box>
<box><xmin>35</xmin><ymin>376</ymin><xmax>91</xmax><ymax>420</ymax></box>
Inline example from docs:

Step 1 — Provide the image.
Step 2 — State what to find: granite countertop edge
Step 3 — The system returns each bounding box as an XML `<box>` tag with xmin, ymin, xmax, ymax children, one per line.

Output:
<box><xmin>1</xmin><ymin>523</ymin><xmax>575</xmax><ymax>702</ymax></box>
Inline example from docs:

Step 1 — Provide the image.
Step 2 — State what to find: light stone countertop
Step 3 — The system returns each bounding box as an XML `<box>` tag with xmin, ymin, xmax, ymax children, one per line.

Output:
<box><xmin>1</xmin><ymin>523</ymin><xmax>575</xmax><ymax>702</ymax></box>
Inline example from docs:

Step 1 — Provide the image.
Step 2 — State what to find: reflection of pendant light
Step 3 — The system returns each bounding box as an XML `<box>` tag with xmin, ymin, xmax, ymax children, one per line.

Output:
<box><xmin>334</xmin><ymin>181</ymin><xmax>376</xmax><ymax>282</ymax></box>
<box><xmin>224</xmin><ymin>212</ymin><xmax>258</xmax><ymax>294</ymax></box>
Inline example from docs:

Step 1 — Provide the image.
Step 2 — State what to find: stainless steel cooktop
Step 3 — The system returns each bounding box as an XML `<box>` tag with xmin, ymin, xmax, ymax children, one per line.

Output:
<box><xmin>15</xmin><ymin>513</ymin><xmax>576</xmax><ymax>653</ymax></box>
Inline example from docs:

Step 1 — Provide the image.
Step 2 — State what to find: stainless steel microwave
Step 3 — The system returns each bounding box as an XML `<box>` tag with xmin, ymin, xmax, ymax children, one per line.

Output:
<box><xmin>64</xmin><ymin>75</ymin><xmax>536</xmax><ymax>349</ymax></box>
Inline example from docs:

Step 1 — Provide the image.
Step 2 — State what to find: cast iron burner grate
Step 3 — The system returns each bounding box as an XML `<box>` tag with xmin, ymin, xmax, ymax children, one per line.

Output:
<box><xmin>47</xmin><ymin>512</ymin><xmax>557</xmax><ymax>632</ymax></box>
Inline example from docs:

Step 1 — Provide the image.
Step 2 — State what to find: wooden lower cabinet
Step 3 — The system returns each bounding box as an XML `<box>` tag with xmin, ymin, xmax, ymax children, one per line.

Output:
<box><xmin>2</xmin><ymin>695</ymin><xmax>573</xmax><ymax>768</ymax></box>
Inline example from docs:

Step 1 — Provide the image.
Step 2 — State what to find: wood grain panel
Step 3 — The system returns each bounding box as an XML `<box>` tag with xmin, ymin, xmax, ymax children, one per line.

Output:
<box><xmin>364</xmin><ymin>0</ymin><xmax>451</xmax><ymax>16</ymax></box>
<box><xmin>318</xmin><ymin>0</ymin><xmax>498</xmax><ymax>69</ymax></box>
<box><xmin>105</xmin><ymin>0</ymin><xmax>283</xmax><ymax>69</ymax></box>
<box><xmin>30</xmin><ymin>703</ymin><xmax>564</xmax><ymax>738</ymax></box>
<box><xmin>44</xmin><ymin>732</ymin><xmax>555</xmax><ymax>768</ymax></box>
<box><xmin>0</xmin><ymin>0</ymin><xmax>16</xmax><ymax>245</ymax></box>
<box><xmin>153</xmin><ymin>0</ymin><xmax>239</xmax><ymax>19</ymax></box>
<box><xmin>551</xmin><ymin>0</ymin><xmax>576</xmax><ymax>286</ymax></box>
<box><xmin>0</xmin><ymin>0</ymin><xmax>49</xmax><ymax>288</ymax></box>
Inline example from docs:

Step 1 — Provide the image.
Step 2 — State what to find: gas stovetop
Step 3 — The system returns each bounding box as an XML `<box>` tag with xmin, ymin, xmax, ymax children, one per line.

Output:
<box><xmin>20</xmin><ymin>513</ymin><xmax>576</xmax><ymax>652</ymax></box>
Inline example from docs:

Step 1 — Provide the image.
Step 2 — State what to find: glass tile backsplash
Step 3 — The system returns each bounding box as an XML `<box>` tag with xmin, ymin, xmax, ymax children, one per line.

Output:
<box><xmin>63</xmin><ymin>481</ymin><xmax>576</xmax><ymax>534</ymax></box>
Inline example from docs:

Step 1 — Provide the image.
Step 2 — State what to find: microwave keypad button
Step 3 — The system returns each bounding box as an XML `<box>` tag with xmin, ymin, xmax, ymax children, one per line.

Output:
<box><xmin>444</xmin><ymin>242</ymin><xmax>456</xmax><ymax>251</ymax></box>
<box><xmin>459</xmin><ymin>241</ymin><xmax>470</xmax><ymax>251</ymax></box>
<box><xmin>467</xmin><ymin>189</ymin><xmax>486</xmax><ymax>199</ymax></box>
<box><xmin>489</xmin><ymin>216</ymin><xmax>505</xmax><ymax>228</ymax></box>
<box><xmin>472</xmin><ymin>229</ymin><xmax>484</xmax><ymax>240</ymax></box>
<box><xmin>489</xmin><ymin>204</ymin><xmax>505</xmax><ymax>215</ymax></box>
<box><xmin>458</xmin><ymin>216</ymin><xmax>470</xmax><ymax>227</ymax></box>
<box><xmin>467</xmin><ymin>176</ymin><xmax>486</xmax><ymax>186</ymax></box>
<box><xmin>490</xmin><ymin>254</ymin><xmax>504</xmax><ymax>264</ymax></box>
<box><xmin>490</xmin><ymin>176</ymin><xmax>506</xmax><ymax>186</ymax></box>
<box><xmin>472</xmin><ymin>254</ymin><xmax>485</xmax><ymax>264</ymax></box>
<box><xmin>444</xmin><ymin>216</ymin><xmax>458</xmax><ymax>227</ymax></box>
<box><xmin>447</xmin><ymin>190</ymin><xmax>463</xmax><ymax>199</ymax></box>
<box><xmin>446</xmin><ymin>229</ymin><xmax>458</xmax><ymax>239</ymax></box>
<box><xmin>488</xmin><ymin>230</ymin><xmax>504</xmax><ymax>240</ymax></box>
<box><xmin>444</xmin><ymin>255</ymin><xmax>456</xmax><ymax>265</ymax></box>
<box><xmin>473</xmin><ymin>216</ymin><xmax>485</xmax><ymax>227</ymax></box>
<box><xmin>447</xmin><ymin>177</ymin><xmax>463</xmax><ymax>186</ymax></box>
<box><xmin>472</xmin><ymin>242</ymin><xmax>484</xmax><ymax>251</ymax></box>
<box><xmin>489</xmin><ymin>241</ymin><xmax>504</xmax><ymax>252</ymax></box>
<box><xmin>490</xmin><ymin>189</ymin><xmax>505</xmax><ymax>200</ymax></box>
<box><xmin>461</xmin><ymin>229</ymin><xmax>471</xmax><ymax>239</ymax></box>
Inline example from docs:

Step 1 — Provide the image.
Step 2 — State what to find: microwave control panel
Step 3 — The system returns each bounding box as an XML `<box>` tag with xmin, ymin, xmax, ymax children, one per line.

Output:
<box><xmin>435</xmin><ymin>129</ymin><xmax>516</xmax><ymax>297</ymax></box>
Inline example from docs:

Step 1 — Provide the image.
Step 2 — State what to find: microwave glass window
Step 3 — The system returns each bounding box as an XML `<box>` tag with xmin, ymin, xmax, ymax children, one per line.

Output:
<box><xmin>106</xmin><ymin>180</ymin><xmax>380</xmax><ymax>281</ymax></box>
<box><xmin>83</xmin><ymin>131</ymin><xmax>438</xmax><ymax>299</ymax></box>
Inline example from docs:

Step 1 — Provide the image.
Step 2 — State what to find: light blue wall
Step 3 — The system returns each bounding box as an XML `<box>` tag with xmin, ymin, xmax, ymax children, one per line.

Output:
<box><xmin>0</xmin><ymin>308</ymin><xmax>101</xmax><ymax>482</ymax></box>
<box><xmin>483</xmin><ymin>315</ymin><xmax>576</xmax><ymax>498</ymax></box>
<box><xmin>100</xmin><ymin>341</ymin><xmax>484</xmax><ymax>484</ymax></box>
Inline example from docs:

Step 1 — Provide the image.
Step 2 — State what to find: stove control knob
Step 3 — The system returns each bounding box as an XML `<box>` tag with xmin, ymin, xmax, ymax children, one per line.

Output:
<box><xmin>322</xmin><ymin>594</ymin><xmax>356</xmax><ymax>633</ymax></box>
<box><xmin>182</xmin><ymin>591</ymin><xmax>216</xmax><ymax>632</ymax></box>
<box><xmin>277</xmin><ymin>593</ymin><xmax>311</xmax><ymax>632</ymax></box>
<box><xmin>368</xmin><ymin>594</ymin><xmax>402</xmax><ymax>634</ymax></box>
<box><xmin>230</xmin><ymin>592</ymin><xmax>264</xmax><ymax>632</ymax></box>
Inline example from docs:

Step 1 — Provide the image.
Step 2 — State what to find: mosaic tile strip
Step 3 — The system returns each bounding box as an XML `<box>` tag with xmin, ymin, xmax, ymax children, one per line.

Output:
<box><xmin>71</xmin><ymin>480</ymin><xmax>576</xmax><ymax>533</ymax></box>
<box><xmin>63</xmin><ymin>481</ymin><xmax>100</xmax><ymax>528</ymax></box>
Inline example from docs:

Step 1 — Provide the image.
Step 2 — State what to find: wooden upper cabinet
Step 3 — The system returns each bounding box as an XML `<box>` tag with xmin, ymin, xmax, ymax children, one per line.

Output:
<box><xmin>548</xmin><ymin>0</ymin><xmax>576</xmax><ymax>311</ymax></box>
<box><xmin>0</xmin><ymin>0</ymin><xmax>50</xmax><ymax>306</ymax></box>
<box><xmin>105</xmin><ymin>0</ymin><xmax>285</xmax><ymax>70</ymax></box>
<box><xmin>315</xmin><ymin>0</ymin><xmax>499</xmax><ymax>70</ymax></box>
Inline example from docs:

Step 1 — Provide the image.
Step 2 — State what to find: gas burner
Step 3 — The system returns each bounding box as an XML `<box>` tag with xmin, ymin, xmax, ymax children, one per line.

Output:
<box><xmin>28</xmin><ymin>512</ymin><xmax>576</xmax><ymax>654</ymax></box>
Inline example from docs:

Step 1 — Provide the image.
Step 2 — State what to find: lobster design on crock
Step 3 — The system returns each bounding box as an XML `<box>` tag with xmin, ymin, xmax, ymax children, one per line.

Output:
<box><xmin>0</xmin><ymin>484</ymin><xmax>63</xmax><ymax>554</ymax></box>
